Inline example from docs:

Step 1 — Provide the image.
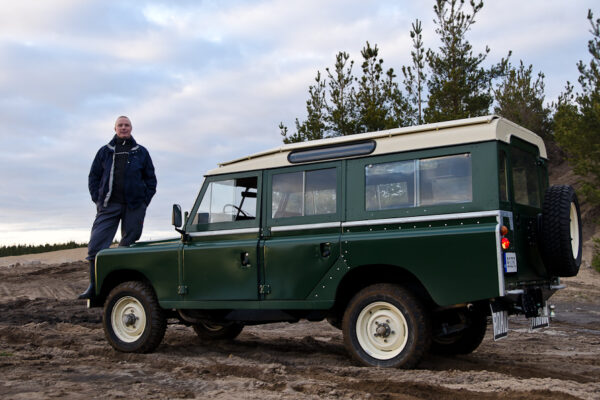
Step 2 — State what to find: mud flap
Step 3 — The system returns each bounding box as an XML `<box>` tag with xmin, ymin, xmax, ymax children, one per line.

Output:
<box><xmin>490</xmin><ymin>303</ymin><xmax>508</xmax><ymax>340</ymax></box>
<box><xmin>529</xmin><ymin>303</ymin><xmax>550</xmax><ymax>331</ymax></box>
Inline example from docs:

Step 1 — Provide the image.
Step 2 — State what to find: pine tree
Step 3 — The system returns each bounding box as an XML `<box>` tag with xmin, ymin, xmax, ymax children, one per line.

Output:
<box><xmin>425</xmin><ymin>0</ymin><xmax>509</xmax><ymax>123</ymax></box>
<box><xmin>554</xmin><ymin>10</ymin><xmax>600</xmax><ymax>205</ymax></box>
<box><xmin>494</xmin><ymin>61</ymin><xmax>551</xmax><ymax>139</ymax></box>
<box><xmin>325</xmin><ymin>52</ymin><xmax>358</xmax><ymax>136</ymax></box>
<box><xmin>355</xmin><ymin>42</ymin><xmax>388</xmax><ymax>132</ymax></box>
<box><xmin>355</xmin><ymin>42</ymin><xmax>411</xmax><ymax>132</ymax></box>
<box><xmin>280</xmin><ymin>71</ymin><xmax>328</xmax><ymax>143</ymax></box>
<box><xmin>402</xmin><ymin>19</ymin><xmax>426</xmax><ymax>125</ymax></box>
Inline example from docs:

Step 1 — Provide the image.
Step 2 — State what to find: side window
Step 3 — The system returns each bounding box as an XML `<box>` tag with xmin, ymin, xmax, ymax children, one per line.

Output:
<box><xmin>194</xmin><ymin>176</ymin><xmax>257</xmax><ymax>224</ymax></box>
<box><xmin>365</xmin><ymin>153</ymin><xmax>472</xmax><ymax>211</ymax></box>
<box><xmin>420</xmin><ymin>154</ymin><xmax>472</xmax><ymax>206</ymax></box>
<box><xmin>366</xmin><ymin>160</ymin><xmax>415</xmax><ymax>210</ymax></box>
<box><xmin>511</xmin><ymin>147</ymin><xmax>540</xmax><ymax>207</ymax></box>
<box><xmin>272</xmin><ymin>168</ymin><xmax>337</xmax><ymax>218</ymax></box>
<box><xmin>498</xmin><ymin>150</ymin><xmax>508</xmax><ymax>202</ymax></box>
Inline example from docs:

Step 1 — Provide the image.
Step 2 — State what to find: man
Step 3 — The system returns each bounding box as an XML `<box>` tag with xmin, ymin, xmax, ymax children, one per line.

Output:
<box><xmin>78</xmin><ymin>116</ymin><xmax>157</xmax><ymax>299</ymax></box>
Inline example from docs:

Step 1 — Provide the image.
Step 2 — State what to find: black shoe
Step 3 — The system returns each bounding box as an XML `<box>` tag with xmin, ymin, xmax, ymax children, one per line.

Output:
<box><xmin>78</xmin><ymin>284</ymin><xmax>94</xmax><ymax>300</ymax></box>
<box><xmin>78</xmin><ymin>260</ymin><xmax>96</xmax><ymax>300</ymax></box>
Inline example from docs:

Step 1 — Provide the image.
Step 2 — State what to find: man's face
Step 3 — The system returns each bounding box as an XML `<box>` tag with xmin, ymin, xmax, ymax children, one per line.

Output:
<box><xmin>114</xmin><ymin>117</ymin><xmax>132</xmax><ymax>139</ymax></box>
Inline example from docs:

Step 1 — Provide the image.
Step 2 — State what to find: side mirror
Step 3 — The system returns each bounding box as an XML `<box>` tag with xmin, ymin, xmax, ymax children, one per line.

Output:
<box><xmin>172</xmin><ymin>204</ymin><xmax>182</xmax><ymax>228</ymax></box>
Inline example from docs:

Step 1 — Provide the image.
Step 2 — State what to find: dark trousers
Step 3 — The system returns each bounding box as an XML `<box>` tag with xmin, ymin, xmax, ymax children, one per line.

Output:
<box><xmin>87</xmin><ymin>202</ymin><xmax>147</xmax><ymax>261</ymax></box>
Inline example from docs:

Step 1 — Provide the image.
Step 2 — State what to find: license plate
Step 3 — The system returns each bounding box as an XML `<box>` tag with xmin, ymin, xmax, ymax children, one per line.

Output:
<box><xmin>530</xmin><ymin>304</ymin><xmax>550</xmax><ymax>331</ymax></box>
<box><xmin>504</xmin><ymin>252</ymin><xmax>517</xmax><ymax>273</ymax></box>
<box><xmin>490</xmin><ymin>304</ymin><xmax>508</xmax><ymax>340</ymax></box>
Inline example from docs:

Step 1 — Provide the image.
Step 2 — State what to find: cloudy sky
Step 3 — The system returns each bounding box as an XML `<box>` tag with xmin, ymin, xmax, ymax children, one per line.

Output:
<box><xmin>0</xmin><ymin>0</ymin><xmax>596</xmax><ymax>246</ymax></box>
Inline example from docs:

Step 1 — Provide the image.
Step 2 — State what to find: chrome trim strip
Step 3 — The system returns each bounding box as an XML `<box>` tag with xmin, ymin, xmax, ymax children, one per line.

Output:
<box><xmin>550</xmin><ymin>284</ymin><xmax>566</xmax><ymax>290</ymax></box>
<box><xmin>342</xmin><ymin>210</ymin><xmax>500</xmax><ymax>228</ymax></box>
<box><xmin>271</xmin><ymin>222</ymin><xmax>342</xmax><ymax>232</ymax></box>
<box><xmin>189</xmin><ymin>227</ymin><xmax>259</xmax><ymax>237</ymax></box>
<box><xmin>506</xmin><ymin>289</ymin><xmax>524</xmax><ymax>295</ymax></box>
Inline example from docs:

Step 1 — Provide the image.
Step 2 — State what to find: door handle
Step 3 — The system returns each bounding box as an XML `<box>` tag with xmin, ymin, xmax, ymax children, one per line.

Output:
<box><xmin>241</xmin><ymin>252</ymin><xmax>251</xmax><ymax>268</ymax></box>
<box><xmin>320</xmin><ymin>242</ymin><xmax>331</xmax><ymax>258</ymax></box>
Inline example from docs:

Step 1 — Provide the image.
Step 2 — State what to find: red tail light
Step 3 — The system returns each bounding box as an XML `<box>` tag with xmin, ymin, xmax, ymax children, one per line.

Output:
<box><xmin>501</xmin><ymin>237</ymin><xmax>510</xmax><ymax>250</ymax></box>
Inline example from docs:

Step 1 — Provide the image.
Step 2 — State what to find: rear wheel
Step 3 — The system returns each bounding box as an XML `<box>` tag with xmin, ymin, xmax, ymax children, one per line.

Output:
<box><xmin>193</xmin><ymin>321</ymin><xmax>244</xmax><ymax>340</ymax></box>
<box><xmin>431</xmin><ymin>309</ymin><xmax>487</xmax><ymax>355</ymax></box>
<box><xmin>103</xmin><ymin>281</ymin><xmax>166</xmax><ymax>353</ymax></box>
<box><xmin>342</xmin><ymin>284</ymin><xmax>430</xmax><ymax>368</ymax></box>
<box><xmin>540</xmin><ymin>185</ymin><xmax>582</xmax><ymax>277</ymax></box>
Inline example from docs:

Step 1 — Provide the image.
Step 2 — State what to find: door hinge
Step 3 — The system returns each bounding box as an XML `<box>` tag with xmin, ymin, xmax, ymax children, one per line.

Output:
<box><xmin>259</xmin><ymin>284</ymin><xmax>271</xmax><ymax>294</ymax></box>
<box><xmin>178</xmin><ymin>285</ymin><xmax>188</xmax><ymax>295</ymax></box>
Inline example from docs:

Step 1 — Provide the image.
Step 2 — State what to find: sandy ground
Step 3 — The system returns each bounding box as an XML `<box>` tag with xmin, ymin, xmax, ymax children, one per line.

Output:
<box><xmin>0</xmin><ymin>249</ymin><xmax>599</xmax><ymax>399</ymax></box>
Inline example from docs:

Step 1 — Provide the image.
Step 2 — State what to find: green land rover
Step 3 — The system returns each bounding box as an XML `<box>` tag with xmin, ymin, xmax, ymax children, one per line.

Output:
<box><xmin>89</xmin><ymin>115</ymin><xmax>582</xmax><ymax>368</ymax></box>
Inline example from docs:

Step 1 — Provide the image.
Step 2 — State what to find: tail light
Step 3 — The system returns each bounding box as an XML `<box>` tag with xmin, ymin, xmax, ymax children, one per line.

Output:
<box><xmin>500</xmin><ymin>225</ymin><xmax>510</xmax><ymax>250</ymax></box>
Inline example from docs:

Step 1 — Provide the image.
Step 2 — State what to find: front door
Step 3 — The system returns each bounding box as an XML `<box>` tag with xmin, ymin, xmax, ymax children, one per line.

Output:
<box><xmin>183</xmin><ymin>172</ymin><xmax>261</xmax><ymax>300</ymax></box>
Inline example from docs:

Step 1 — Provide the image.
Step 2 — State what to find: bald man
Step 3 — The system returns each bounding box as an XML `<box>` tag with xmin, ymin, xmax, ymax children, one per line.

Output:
<box><xmin>79</xmin><ymin>116</ymin><xmax>157</xmax><ymax>300</ymax></box>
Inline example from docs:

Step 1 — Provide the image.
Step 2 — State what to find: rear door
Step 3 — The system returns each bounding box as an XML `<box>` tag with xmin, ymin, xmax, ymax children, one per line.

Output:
<box><xmin>505</xmin><ymin>138</ymin><xmax>548</xmax><ymax>280</ymax></box>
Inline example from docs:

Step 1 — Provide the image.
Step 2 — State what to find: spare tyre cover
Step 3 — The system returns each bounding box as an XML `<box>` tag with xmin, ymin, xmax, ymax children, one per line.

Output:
<box><xmin>539</xmin><ymin>185</ymin><xmax>582</xmax><ymax>277</ymax></box>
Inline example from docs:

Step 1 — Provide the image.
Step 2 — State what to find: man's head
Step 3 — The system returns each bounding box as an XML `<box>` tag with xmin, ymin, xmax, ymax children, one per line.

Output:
<box><xmin>114</xmin><ymin>116</ymin><xmax>132</xmax><ymax>139</ymax></box>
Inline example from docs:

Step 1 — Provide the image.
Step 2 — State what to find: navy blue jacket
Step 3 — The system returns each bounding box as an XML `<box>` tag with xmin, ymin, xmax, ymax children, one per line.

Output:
<box><xmin>88</xmin><ymin>136</ymin><xmax>157</xmax><ymax>209</ymax></box>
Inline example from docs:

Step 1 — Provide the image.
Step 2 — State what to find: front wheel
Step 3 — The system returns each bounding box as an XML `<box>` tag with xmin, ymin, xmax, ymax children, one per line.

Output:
<box><xmin>342</xmin><ymin>284</ymin><xmax>430</xmax><ymax>368</ymax></box>
<box><xmin>103</xmin><ymin>281</ymin><xmax>166</xmax><ymax>353</ymax></box>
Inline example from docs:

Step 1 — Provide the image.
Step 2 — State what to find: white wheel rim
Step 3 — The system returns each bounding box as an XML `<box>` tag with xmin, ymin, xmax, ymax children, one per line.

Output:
<box><xmin>111</xmin><ymin>296</ymin><xmax>147</xmax><ymax>343</ymax></box>
<box><xmin>201</xmin><ymin>322</ymin><xmax>225</xmax><ymax>332</ymax></box>
<box><xmin>570</xmin><ymin>202</ymin><xmax>580</xmax><ymax>259</ymax></box>
<box><xmin>355</xmin><ymin>301</ymin><xmax>409</xmax><ymax>360</ymax></box>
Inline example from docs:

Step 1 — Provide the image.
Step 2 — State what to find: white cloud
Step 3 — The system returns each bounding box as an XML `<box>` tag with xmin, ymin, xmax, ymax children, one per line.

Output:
<box><xmin>0</xmin><ymin>0</ymin><xmax>597</xmax><ymax>245</ymax></box>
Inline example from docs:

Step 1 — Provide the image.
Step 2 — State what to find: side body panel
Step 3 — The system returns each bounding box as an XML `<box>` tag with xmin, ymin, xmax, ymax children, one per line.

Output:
<box><xmin>183</xmin><ymin>231</ymin><xmax>259</xmax><ymax>300</ymax></box>
<box><xmin>96</xmin><ymin>241</ymin><xmax>182</xmax><ymax>304</ymax></box>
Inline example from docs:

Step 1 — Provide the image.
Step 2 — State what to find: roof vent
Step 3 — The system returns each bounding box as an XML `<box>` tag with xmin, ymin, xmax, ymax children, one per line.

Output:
<box><xmin>288</xmin><ymin>140</ymin><xmax>376</xmax><ymax>163</ymax></box>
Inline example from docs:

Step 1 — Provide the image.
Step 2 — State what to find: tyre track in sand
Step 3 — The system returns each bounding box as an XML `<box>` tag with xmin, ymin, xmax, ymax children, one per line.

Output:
<box><xmin>0</xmin><ymin>260</ymin><xmax>599</xmax><ymax>399</ymax></box>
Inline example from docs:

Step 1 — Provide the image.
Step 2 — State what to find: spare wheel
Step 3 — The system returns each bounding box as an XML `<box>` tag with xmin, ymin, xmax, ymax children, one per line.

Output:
<box><xmin>539</xmin><ymin>185</ymin><xmax>582</xmax><ymax>277</ymax></box>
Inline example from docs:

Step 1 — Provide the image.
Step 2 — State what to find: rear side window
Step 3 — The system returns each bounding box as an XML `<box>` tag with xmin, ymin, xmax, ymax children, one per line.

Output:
<box><xmin>498</xmin><ymin>150</ymin><xmax>509</xmax><ymax>202</ymax></box>
<box><xmin>365</xmin><ymin>160</ymin><xmax>415</xmax><ymax>210</ymax></box>
<box><xmin>511</xmin><ymin>147</ymin><xmax>540</xmax><ymax>207</ymax></box>
<box><xmin>272</xmin><ymin>168</ymin><xmax>337</xmax><ymax>218</ymax></box>
<box><xmin>420</xmin><ymin>154</ymin><xmax>472</xmax><ymax>206</ymax></box>
<box><xmin>365</xmin><ymin>153</ymin><xmax>472</xmax><ymax>211</ymax></box>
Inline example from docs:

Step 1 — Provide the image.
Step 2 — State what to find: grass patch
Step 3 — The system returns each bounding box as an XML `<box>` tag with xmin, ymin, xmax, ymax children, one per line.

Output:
<box><xmin>0</xmin><ymin>352</ymin><xmax>13</xmax><ymax>357</ymax></box>
<box><xmin>0</xmin><ymin>241</ymin><xmax>87</xmax><ymax>257</ymax></box>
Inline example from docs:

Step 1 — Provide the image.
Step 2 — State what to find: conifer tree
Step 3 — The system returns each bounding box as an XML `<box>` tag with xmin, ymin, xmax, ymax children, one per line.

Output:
<box><xmin>280</xmin><ymin>71</ymin><xmax>327</xmax><ymax>143</ymax></box>
<box><xmin>494</xmin><ymin>61</ymin><xmax>551</xmax><ymax>139</ymax></box>
<box><xmin>554</xmin><ymin>10</ymin><xmax>600</xmax><ymax>205</ymax></box>
<box><xmin>402</xmin><ymin>19</ymin><xmax>426</xmax><ymax>125</ymax></box>
<box><xmin>325</xmin><ymin>52</ymin><xmax>358</xmax><ymax>136</ymax></box>
<box><xmin>425</xmin><ymin>0</ymin><xmax>509</xmax><ymax>123</ymax></box>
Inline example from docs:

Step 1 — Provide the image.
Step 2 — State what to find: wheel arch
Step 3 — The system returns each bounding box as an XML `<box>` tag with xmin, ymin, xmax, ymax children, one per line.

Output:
<box><xmin>329</xmin><ymin>264</ymin><xmax>435</xmax><ymax>323</ymax></box>
<box><xmin>92</xmin><ymin>269</ymin><xmax>152</xmax><ymax>307</ymax></box>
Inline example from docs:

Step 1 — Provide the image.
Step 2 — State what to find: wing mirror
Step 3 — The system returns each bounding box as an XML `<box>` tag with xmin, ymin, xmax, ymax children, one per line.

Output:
<box><xmin>172</xmin><ymin>204</ymin><xmax>182</xmax><ymax>228</ymax></box>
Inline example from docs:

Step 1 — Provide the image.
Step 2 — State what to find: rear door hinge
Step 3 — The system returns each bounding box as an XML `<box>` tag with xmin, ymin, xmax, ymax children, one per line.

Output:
<box><xmin>178</xmin><ymin>285</ymin><xmax>188</xmax><ymax>295</ymax></box>
<box><xmin>259</xmin><ymin>284</ymin><xmax>271</xmax><ymax>295</ymax></box>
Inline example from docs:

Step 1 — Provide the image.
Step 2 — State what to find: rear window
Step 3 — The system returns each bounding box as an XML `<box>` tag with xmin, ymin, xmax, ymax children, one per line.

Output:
<box><xmin>511</xmin><ymin>147</ymin><xmax>540</xmax><ymax>207</ymax></box>
<box><xmin>272</xmin><ymin>168</ymin><xmax>337</xmax><ymax>218</ymax></box>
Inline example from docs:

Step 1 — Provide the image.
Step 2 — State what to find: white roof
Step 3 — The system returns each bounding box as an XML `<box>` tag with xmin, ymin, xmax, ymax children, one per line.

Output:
<box><xmin>207</xmin><ymin>115</ymin><xmax>547</xmax><ymax>176</ymax></box>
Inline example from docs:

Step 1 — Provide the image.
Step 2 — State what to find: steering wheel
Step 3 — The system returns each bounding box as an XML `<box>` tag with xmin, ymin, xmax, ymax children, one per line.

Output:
<box><xmin>222</xmin><ymin>204</ymin><xmax>249</xmax><ymax>218</ymax></box>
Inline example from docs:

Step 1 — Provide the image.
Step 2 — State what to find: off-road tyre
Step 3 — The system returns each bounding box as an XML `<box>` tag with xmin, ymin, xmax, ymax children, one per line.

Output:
<box><xmin>342</xmin><ymin>284</ymin><xmax>430</xmax><ymax>368</ymax></box>
<box><xmin>103</xmin><ymin>281</ymin><xmax>166</xmax><ymax>353</ymax></box>
<box><xmin>192</xmin><ymin>321</ymin><xmax>244</xmax><ymax>340</ymax></box>
<box><xmin>540</xmin><ymin>185</ymin><xmax>582</xmax><ymax>277</ymax></box>
<box><xmin>431</xmin><ymin>309</ymin><xmax>487</xmax><ymax>355</ymax></box>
